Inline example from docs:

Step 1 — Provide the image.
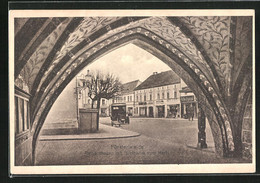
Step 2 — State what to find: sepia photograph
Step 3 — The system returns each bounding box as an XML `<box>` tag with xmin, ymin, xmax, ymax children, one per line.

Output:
<box><xmin>9</xmin><ymin>9</ymin><xmax>255</xmax><ymax>174</ymax></box>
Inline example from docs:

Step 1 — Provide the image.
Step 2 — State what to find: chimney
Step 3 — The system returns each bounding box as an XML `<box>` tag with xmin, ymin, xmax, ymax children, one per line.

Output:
<box><xmin>153</xmin><ymin>72</ymin><xmax>158</xmax><ymax>75</ymax></box>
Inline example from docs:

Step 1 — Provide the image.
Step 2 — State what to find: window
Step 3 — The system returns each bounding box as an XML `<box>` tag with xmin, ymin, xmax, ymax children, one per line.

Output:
<box><xmin>24</xmin><ymin>101</ymin><xmax>28</xmax><ymax>130</ymax></box>
<box><xmin>144</xmin><ymin>94</ymin><xmax>146</xmax><ymax>101</ymax></box>
<box><xmin>128</xmin><ymin>96</ymin><xmax>130</xmax><ymax>102</ymax></box>
<box><xmin>174</xmin><ymin>91</ymin><xmax>177</xmax><ymax>99</ymax></box>
<box><xmin>162</xmin><ymin>92</ymin><xmax>165</xmax><ymax>99</ymax></box>
<box><xmin>136</xmin><ymin>96</ymin><xmax>138</xmax><ymax>101</ymax></box>
<box><xmin>157</xmin><ymin>93</ymin><xmax>160</xmax><ymax>99</ymax></box>
<box><xmin>18</xmin><ymin>98</ymin><xmax>24</xmax><ymax>133</ymax></box>
<box><xmin>15</xmin><ymin>97</ymin><xmax>19</xmax><ymax>134</ymax></box>
<box><xmin>102</xmin><ymin>99</ymin><xmax>105</xmax><ymax>105</ymax></box>
<box><xmin>15</xmin><ymin>95</ymin><xmax>30</xmax><ymax>136</ymax></box>
<box><xmin>150</xmin><ymin>94</ymin><xmax>152</xmax><ymax>100</ymax></box>
<box><xmin>130</xmin><ymin>96</ymin><xmax>132</xmax><ymax>101</ymax></box>
<box><xmin>140</xmin><ymin>94</ymin><xmax>142</xmax><ymax>102</ymax></box>
<box><xmin>167</xmin><ymin>92</ymin><xmax>170</xmax><ymax>99</ymax></box>
<box><xmin>124</xmin><ymin>96</ymin><xmax>126</xmax><ymax>101</ymax></box>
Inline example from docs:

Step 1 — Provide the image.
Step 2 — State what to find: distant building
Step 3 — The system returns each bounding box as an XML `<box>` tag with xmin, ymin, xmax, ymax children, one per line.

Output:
<box><xmin>76</xmin><ymin>70</ymin><xmax>197</xmax><ymax>119</ymax></box>
<box><xmin>179</xmin><ymin>80</ymin><xmax>198</xmax><ymax>119</ymax></box>
<box><xmin>133</xmin><ymin>70</ymin><xmax>182</xmax><ymax>118</ymax></box>
<box><xmin>114</xmin><ymin>80</ymin><xmax>141</xmax><ymax>116</ymax></box>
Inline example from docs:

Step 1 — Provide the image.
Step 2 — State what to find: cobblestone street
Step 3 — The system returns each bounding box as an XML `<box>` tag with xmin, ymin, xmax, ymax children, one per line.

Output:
<box><xmin>101</xmin><ymin>117</ymin><xmax>215</xmax><ymax>152</ymax></box>
<box><xmin>36</xmin><ymin>117</ymin><xmax>248</xmax><ymax>165</ymax></box>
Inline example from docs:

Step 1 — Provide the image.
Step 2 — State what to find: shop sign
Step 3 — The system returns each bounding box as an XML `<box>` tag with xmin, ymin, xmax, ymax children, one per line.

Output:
<box><xmin>180</xmin><ymin>96</ymin><xmax>194</xmax><ymax>103</ymax></box>
<box><xmin>139</xmin><ymin>102</ymin><xmax>147</xmax><ymax>105</ymax></box>
<box><xmin>156</xmin><ymin>100</ymin><xmax>164</xmax><ymax>104</ymax></box>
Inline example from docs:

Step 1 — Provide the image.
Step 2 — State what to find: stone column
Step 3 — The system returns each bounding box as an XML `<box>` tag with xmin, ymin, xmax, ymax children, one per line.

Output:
<box><xmin>197</xmin><ymin>104</ymin><xmax>207</xmax><ymax>148</ymax></box>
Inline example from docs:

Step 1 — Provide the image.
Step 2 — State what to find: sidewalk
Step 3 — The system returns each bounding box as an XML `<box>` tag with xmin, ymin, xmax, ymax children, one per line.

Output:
<box><xmin>39</xmin><ymin>124</ymin><xmax>140</xmax><ymax>141</ymax></box>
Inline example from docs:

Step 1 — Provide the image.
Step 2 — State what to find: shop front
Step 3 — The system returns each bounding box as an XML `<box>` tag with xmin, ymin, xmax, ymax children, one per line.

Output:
<box><xmin>180</xmin><ymin>96</ymin><xmax>197</xmax><ymax>119</ymax></box>
<box><xmin>156</xmin><ymin>105</ymin><xmax>165</xmax><ymax>118</ymax></box>
<box><xmin>167</xmin><ymin>104</ymin><xmax>180</xmax><ymax>118</ymax></box>
<box><xmin>138</xmin><ymin>102</ymin><xmax>147</xmax><ymax>117</ymax></box>
<box><xmin>148</xmin><ymin>106</ymin><xmax>154</xmax><ymax>117</ymax></box>
<box><xmin>139</xmin><ymin>107</ymin><xmax>147</xmax><ymax>117</ymax></box>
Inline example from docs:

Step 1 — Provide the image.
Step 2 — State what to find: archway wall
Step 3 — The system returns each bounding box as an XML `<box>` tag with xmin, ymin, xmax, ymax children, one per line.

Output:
<box><xmin>14</xmin><ymin>16</ymin><xmax>253</xmax><ymax>159</ymax></box>
<box><xmin>241</xmin><ymin>92</ymin><xmax>252</xmax><ymax>159</ymax></box>
<box><xmin>178</xmin><ymin>17</ymin><xmax>232</xmax><ymax>97</ymax></box>
<box><xmin>31</xmin><ymin>17</ymin><xmax>225</xmax><ymax>123</ymax></box>
<box><xmin>30</xmin><ymin>27</ymin><xmax>233</xmax><ymax>159</ymax></box>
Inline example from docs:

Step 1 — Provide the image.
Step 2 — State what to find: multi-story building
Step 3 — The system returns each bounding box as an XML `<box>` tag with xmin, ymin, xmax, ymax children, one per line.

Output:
<box><xmin>133</xmin><ymin>70</ymin><xmax>182</xmax><ymax>118</ymax></box>
<box><xmin>113</xmin><ymin>80</ymin><xmax>141</xmax><ymax>116</ymax></box>
<box><xmin>76</xmin><ymin>70</ymin><xmax>197</xmax><ymax>119</ymax></box>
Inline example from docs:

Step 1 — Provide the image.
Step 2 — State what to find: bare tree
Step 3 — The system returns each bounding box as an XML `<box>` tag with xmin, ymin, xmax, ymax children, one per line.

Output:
<box><xmin>86</xmin><ymin>71</ymin><xmax>122</xmax><ymax>120</ymax></box>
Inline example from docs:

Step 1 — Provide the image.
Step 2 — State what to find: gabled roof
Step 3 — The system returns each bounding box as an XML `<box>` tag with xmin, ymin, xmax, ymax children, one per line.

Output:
<box><xmin>134</xmin><ymin>70</ymin><xmax>180</xmax><ymax>91</ymax></box>
<box><xmin>121</xmin><ymin>80</ymin><xmax>141</xmax><ymax>94</ymax></box>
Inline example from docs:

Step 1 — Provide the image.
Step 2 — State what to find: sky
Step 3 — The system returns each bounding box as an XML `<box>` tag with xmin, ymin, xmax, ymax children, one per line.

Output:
<box><xmin>78</xmin><ymin>43</ymin><xmax>171</xmax><ymax>83</ymax></box>
<box><xmin>45</xmin><ymin>43</ymin><xmax>177</xmax><ymax>123</ymax></box>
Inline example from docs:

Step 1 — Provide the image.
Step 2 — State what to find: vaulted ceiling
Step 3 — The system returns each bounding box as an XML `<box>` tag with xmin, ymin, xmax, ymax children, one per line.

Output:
<box><xmin>14</xmin><ymin>16</ymin><xmax>252</xmax><ymax>157</ymax></box>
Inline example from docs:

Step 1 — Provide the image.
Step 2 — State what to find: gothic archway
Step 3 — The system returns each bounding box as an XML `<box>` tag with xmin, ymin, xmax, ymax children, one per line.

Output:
<box><xmin>14</xmin><ymin>16</ymin><xmax>252</xmax><ymax>164</ymax></box>
<box><xmin>30</xmin><ymin>27</ymin><xmax>234</xmax><ymax>161</ymax></box>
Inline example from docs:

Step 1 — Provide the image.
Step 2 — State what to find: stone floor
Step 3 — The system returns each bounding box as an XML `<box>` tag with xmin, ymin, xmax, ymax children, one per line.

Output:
<box><xmin>36</xmin><ymin>117</ymin><xmax>250</xmax><ymax>165</ymax></box>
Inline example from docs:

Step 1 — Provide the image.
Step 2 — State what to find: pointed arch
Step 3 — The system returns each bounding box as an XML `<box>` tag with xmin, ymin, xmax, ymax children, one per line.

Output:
<box><xmin>30</xmin><ymin>27</ymin><xmax>236</xmax><ymax>163</ymax></box>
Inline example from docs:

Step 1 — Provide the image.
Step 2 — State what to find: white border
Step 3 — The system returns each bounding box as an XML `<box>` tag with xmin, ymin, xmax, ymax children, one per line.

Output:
<box><xmin>9</xmin><ymin>9</ymin><xmax>255</xmax><ymax>175</ymax></box>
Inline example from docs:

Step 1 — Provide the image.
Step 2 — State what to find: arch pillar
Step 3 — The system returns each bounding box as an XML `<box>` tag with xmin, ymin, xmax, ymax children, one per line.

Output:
<box><xmin>197</xmin><ymin>103</ymin><xmax>207</xmax><ymax>149</ymax></box>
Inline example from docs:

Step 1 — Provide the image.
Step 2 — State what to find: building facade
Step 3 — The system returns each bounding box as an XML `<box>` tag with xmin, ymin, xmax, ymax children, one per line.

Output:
<box><xmin>133</xmin><ymin>71</ymin><xmax>183</xmax><ymax>118</ymax></box>
<box><xmin>76</xmin><ymin>71</ymin><xmax>197</xmax><ymax>119</ymax></box>
<box><xmin>113</xmin><ymin>80</ymin><xmax>141</xmax><ymax>116</ymax></box>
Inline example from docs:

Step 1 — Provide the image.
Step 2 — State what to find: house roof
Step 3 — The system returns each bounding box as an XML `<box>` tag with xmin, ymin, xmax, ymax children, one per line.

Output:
<box><xmin>134</xmin><ymin>70</ymin><xmax>180</xmax><ymax>91</ymax></box>
<box><xmin>121</xmin><ymin>80</ymin><xmax>141</xmax><ymax>94</ymax></box>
